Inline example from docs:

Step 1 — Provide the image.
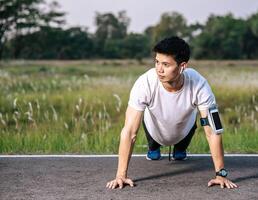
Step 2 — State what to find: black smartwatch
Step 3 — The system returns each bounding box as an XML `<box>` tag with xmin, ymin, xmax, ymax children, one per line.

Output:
<box><xmin>216</xmin><ymin>168</ymin><xmax>228</xmax><ymax>177</ymax></box>
<box><xmin>200</xmin><ymin>117</ymin><xmax>209</xmax><ymax>126</ymax></box>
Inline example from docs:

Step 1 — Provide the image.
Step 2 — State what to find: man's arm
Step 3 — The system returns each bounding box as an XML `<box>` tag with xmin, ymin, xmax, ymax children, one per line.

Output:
<box><xmin>106</xmin><ymin>106</ymin><xmax>143</xmax><ymax>189</ymax></box>
<box><xmin>199</xmin><ymin>109</ymin><xmax>238</xmax><ymax>189</ymax></box>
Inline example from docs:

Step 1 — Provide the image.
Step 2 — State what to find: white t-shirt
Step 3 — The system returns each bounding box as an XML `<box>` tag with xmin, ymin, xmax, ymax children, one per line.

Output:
<box><xmin>128</xmin><ymin>68</ymin><xmax>216</xmax><ymax>146</ymax></box>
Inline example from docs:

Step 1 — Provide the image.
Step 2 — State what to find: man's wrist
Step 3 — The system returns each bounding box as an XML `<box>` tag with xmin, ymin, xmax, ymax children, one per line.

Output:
<box><xmin>215</xmin><ymin>168</ymin><xmax>228</xmax><ymax>177</ymax></box>
<box><xmin>116</xmin><ymin>172</ymin><xmax>127</xmax><ymax>178</ymax></box>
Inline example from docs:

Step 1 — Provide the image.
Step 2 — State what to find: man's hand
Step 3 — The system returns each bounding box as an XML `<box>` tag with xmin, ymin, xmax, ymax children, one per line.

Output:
<box><xmin>208</xmin><ymin>176</ymin><xmax>238</xmax><ymax>189</ymax></box>
<box><xmin>106</xmin><ymin>177</ymin><xmax>134</xmax><ymax>189</ymax></box>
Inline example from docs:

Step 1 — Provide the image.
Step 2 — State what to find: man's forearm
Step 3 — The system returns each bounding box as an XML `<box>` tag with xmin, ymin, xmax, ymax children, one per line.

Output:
<box><xmin>116</xmin><ymin>127</ymin><xmax>137</xmax><ymax>178</ymax></box>
<box><xmin>205</xmin><ymin>129</ymin><xmax>224</xmax><ymax>172</ymax></box>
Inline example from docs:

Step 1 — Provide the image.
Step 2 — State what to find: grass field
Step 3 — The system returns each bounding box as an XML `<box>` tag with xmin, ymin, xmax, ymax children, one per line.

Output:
<box><xmin>0</xmin><ymin>59</ymin><xmax>257</xmax><ymax>154</ymax></box>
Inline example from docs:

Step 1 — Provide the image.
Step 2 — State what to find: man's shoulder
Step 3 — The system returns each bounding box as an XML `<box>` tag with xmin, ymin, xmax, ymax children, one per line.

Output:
<box><xmin>185</xmin><ymin>68</ymin><xmax>206</xmax><ymax>82</ymax></box>
<box><xmin>139</xmin><ymin>68</ymin><xmax>157</xmax><ymax>82</ymax></box>
<box><xmin>145</xmin><ymin>67</ymin><xmax>157</xmax><ymax>77</ymax></box>
<box><xmin>185</xmin><ymin>68</ymin><xmax>201</xmax><ymax>76</ymax></box>
<box><xmin>133</xmin><ymin>68</ymin><xmax>158</xmax><ymax>95</ymax></box>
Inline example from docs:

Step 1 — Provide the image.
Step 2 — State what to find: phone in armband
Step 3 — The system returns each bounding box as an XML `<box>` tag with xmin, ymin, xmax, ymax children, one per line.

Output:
<box><xmin>208</xmin><ymin>104</ymin><xmax>223</xmax><ymax>134</ymax></box>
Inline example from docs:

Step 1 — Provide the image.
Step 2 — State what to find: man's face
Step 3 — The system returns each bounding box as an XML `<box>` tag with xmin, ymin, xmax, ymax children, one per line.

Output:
<box><xmin>155</xmin><ymin>53</ymin><xmax>181</xmax><ymax>83</ymax></box>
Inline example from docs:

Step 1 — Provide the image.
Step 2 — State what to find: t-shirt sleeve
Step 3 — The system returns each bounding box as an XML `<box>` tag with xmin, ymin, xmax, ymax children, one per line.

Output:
<box><xmin>196</xmin><ymin>80</ymin><xmax>216</xmax><ymax>111</ymax></box>
<box><xmin>128</xmin><ymin>74</ymin><xmax>150</xmax><ymax>111</ymax></box>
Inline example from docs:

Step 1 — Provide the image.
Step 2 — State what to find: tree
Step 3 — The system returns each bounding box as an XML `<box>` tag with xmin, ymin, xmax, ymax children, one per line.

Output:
<box><xmin>243</xmin><ymin>13</ymin><xmax>258</xmax><ymax>58</ymax></box>
<box><xmin>6</xmin><ymin>26</ymin><xmax>93</xmax><ymax>59</ymax></box>
<box><xmin>146</xmin><ymin>12</ymin><xmax>189</xmax><ymax>45</ymax></box>
<box><xmin>121</xmin><ymin>33</ymin><xmax>151</xmax><ymax>59</ymax></box>
<box><xmin>94</xmin><ymin>11</ymin><xmax>130</xmax><ymax>56</ymax></box>
<box><xmin>102</xmin><ymin>33</ymin><xmax>151</xmax><ymax>59</ymax></box>
<box><xmin>192</xmin><ymin>14</ymin><xmax>247</xmax><ymax>59</ymax></box>
<box><xmin>0</xmin><ymin>0</ymin><xmax>65</xmax><ymax>58</ymax></box>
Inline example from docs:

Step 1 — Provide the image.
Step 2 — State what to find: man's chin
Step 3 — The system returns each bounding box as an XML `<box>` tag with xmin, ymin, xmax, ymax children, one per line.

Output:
<box><xmin>158</xmin><ymin>75</ymin><xmax>166</xmax><ymax>80</ymax></box>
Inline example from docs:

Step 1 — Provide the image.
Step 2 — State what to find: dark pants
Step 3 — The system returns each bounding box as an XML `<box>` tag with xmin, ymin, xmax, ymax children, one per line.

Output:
<box><xmin>142</xmin><ymin>120</ymin><xmax>197</xmax><ymax>151</ymax></box>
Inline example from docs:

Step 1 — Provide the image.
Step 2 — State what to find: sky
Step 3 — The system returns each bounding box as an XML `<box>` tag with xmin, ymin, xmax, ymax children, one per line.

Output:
<box><xmin>46</xmin><ymin>0</ymin><xmax>258</xmax><ymax>33</ymax></box>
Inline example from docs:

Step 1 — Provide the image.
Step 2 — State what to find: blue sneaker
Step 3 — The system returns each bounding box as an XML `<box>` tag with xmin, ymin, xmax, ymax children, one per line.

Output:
<box><xmin>172</xmin><ymin>149</ymin><xmax>187</xmax><ymax>161</ymax></box>
<box><xmin>146</xmin><ymin>148</ymin><xmax>161</xmax><ymax>160</ymax></box>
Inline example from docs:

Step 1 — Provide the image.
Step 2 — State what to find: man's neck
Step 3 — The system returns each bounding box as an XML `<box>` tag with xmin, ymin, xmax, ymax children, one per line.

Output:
<box><xmin>162</xmin><ymin>74</ymin><xmax>184</xmax><ymax>92</ymax></box>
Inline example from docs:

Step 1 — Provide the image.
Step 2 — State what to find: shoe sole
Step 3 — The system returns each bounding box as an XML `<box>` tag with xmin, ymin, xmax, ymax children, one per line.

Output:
<box><xmin>171</xmin><ymin>156</ymin><xmax>188</xmax><ymax>161</ymax></box>
<box><xmin>146</xmin><ymin>155</ymin><xmax>162</xmax><ymax>161</ymax></box>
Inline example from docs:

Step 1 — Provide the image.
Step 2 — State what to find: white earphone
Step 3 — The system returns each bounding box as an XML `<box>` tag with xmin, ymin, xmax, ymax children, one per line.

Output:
<box><xmin>180</xmin><ymin>67</ymin><xmax>184</xmax><ymax>74</ymax></box>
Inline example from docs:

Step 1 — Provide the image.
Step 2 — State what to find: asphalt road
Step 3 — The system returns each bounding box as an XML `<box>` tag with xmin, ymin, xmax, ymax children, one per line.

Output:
<box><xmin>0</xmin><ymin>155</ymin><xmax>258</xmax><ymax>200</ymax></box>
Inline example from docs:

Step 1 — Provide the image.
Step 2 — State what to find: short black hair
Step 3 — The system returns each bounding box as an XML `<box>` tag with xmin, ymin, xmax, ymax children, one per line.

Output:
<box><xmin>153</xmin><ymin>36</ymin><xmax>190</xmax><ymax>65</ymax></box>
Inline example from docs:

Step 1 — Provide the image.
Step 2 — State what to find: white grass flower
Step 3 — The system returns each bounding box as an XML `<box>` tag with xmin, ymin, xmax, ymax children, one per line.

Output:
<box><xmin>85</xmin><ymin>112</ymin><xmax>89</xmax><ymax>119</ymax></box>
<box><xmin>24</xmin><ymin>111</ymin><xmax>32</xmax><ymax>118</ymax></box>
<box><xmin>113</xmin><ymin>93</ymin><xmax>122</xmax><ymax>112</ymax></box>
<box><xmin>28</xmin><ymin>102</ymin><xmax>33</xmax><ymax>116</ymax></box>
<box><xmin>12</xmin><ymin>114</ymin><xmax>17</xmax><ymax>122</ymax></box>
<box><xmin>0</xmin><ymin>113</ymin><xmax>7</xmax><ymax>126</ymax></box>
<box><xmin>13</xmin><ymin>98</ymin><xmax>17</xmax><ymax>108</ymax></box>
<box><xmin>64</xmin><ymin>122</ymin><xmax>69</xmax><ymax>129</ymax></box>
<box><xmin>98</xmin><ymin>111</ymin><xmax>102</xmax><ymax>119</ymax></box>
<box><xmin>103</xmin><ymin>103</ymin><xmax>107</xmax><ymax>112</ymax></box>
<box><xmin>14</xmin><ymin>111</ymin><xmax>20</xmax><ymax>117</ymax></box>
<box><xmin>36</xmin><ymin>99</ymin><xmax>40</xmax><ymax>110</ymax></box>
<box><xmin>28</xmin><ymin>116</ymin><xmax>34</xmax><ymax>122</ymax></box>
<box><xmin>234</xmin><ymin>127</ymin><xmax>238</xmax><ymax>134</ymax></box>
<box><xmin>91</xmin><ymin>118</ymin><xmax>95</xmax><ymax>125</ymax></box>
<box><xmin>51</xmin><ymin>105</ymin><xmax>58</xmax><ymax>121</ymax></box>
<box><xmin>79</xmin><ymin>98</ymin><xmax>82</xmax><ymax>106</ymax></box>
<box><xmin>25</xmin><ymin>111</ymin><xmax>35</xmax><ymax>123</ymax></box>
<box><xmin>12</xmin><ymin>114</ymin><xmax>19</xmax><ymax>129</ymax></box>
<box><xmin>84</xmin><ymin>74</ymin><xmax>89</xmax><ymax>80</ymax></box>
<box><xmin>76</xmin><ymin>105</ymin><xmax>80</xmax><ymax>112</ymax></box>
<box><xmin>43</xmin><ymin>134</ymin><xmax>47</xmax><ymax>140</ymax></box>
<box><xmin>81</xmin><ymin>133</ymin><xmax>86</xmax><ymax>140</ymax></box>
<box><xmin>44</xmin><ymin>111</ymin><xmax>49</xmax><ymax>120</ymax></box>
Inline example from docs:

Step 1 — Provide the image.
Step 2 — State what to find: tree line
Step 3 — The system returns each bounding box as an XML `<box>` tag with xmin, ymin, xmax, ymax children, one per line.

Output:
<box><xmin>1</xmin><ymin>0</ymin><xmax>258</xmax><ymax>60</ymax></box>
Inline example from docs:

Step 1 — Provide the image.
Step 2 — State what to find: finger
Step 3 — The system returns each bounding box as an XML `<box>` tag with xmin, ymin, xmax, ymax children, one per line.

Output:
<box><xmin>125</xmin><ymin>179</ymin><xmax>134</xmax><ymax>187</ymax></box>
<box><xmin>111</xmin><ymin>181</ymin><xmax>118</xmax><ymax>189</ymax></box>
<box><xmin>229</xmin><ymin>182</ymin><xmax>237</xmax><ymax>189</ymax></box>
<box><xmin>220</xmin><ymin>182</ymin><xmax>224</xmax><ymax>189</ymax></box>
<box><xmin>225</xmin><ymin>182</ymin><xmax>231</xmax><ymax>189</ymax></box>
<box><xmin>231</xmin><ymin>182</ymin><xmax>238</xmax><ymax>188</ymax></box>
<box><xmin>117</xmin><ymin>179</ymin><xmax>123</xmax><ymax>189</ymax></box>
<box><xmin>106</xmin><ymin>181</ymin><xmax>112</xmax><ymax>188</ymax></box>
<box><xmin>108</xmin><ymin>181</ymin><xmax>114</xmax><ymax>189</ymax></box>
<box><xmin>208</xmin><ymin>179</ymin><xmax>216</xmax><ymax>187</ymax></box>
<box><xmin>228</xmin><ymin>181</ymin><xmax>237</xmax><ymax>188</ymax></box>
<box><xmin>229</xmin><ymin>183</ymin><xmax>235</xmax><ymax>189</ymax></box>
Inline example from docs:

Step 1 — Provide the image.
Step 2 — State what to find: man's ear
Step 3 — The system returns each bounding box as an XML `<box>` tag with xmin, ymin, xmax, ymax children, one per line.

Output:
<box><xmin>179</xmin><ymin>62</ymin><xmax>187</xmax><ymax>74</ymax></box>
<box><xmin>179</xmin><ymin>62</ymin><xmax>187</xmax><ymax>70</ymax></box>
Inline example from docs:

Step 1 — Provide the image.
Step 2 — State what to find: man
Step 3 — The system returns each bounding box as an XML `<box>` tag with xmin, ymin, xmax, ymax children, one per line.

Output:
<box><xmin>106</xmin><ymin>36</ymin><xmax>238</xmax><ymax>189</ymax></box>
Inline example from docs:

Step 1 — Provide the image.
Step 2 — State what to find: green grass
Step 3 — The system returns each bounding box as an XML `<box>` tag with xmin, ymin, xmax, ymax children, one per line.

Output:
<box><xmin>0</xmin><ymin>59</ymin><xmax>257</xmax><ymax>154</ymax></box>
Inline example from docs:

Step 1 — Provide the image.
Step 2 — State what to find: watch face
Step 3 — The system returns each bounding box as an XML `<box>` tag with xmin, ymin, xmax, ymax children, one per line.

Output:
<box><xmin>200</xmin><ymin>118</ymin><xmax>209</xmax><ymax>126</ymax></box>
<box><xmin>216</xmin><ymin>169</ymin><xmax>228</xmax><ymax>177</ymax></box>
<box><xmin>220</xmin><ymin>169</ymin><xmax>228</xmax><ymax>177</ymax></box>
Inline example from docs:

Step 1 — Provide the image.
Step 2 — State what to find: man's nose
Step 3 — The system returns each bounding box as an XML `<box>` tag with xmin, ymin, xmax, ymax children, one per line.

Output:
<box><xmin>156</xmin><ymin>63</ymin><xmax>163</xmax><ymax>73</ymax></box>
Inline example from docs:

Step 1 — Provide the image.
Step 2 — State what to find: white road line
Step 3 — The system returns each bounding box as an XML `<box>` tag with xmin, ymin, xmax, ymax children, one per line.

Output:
<box><xmin>0</xmin><ymin>154</ymin><xmax>258</xmax><ymax>158</ymax></box>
